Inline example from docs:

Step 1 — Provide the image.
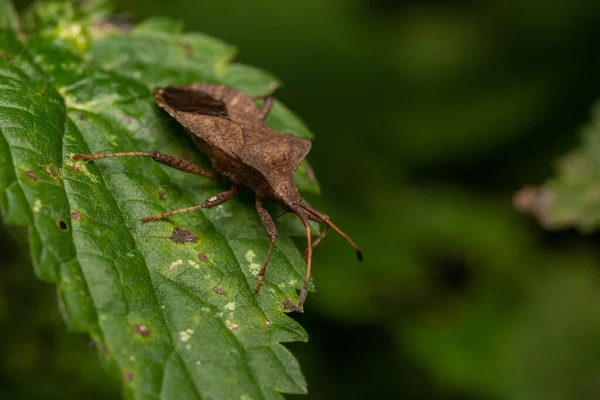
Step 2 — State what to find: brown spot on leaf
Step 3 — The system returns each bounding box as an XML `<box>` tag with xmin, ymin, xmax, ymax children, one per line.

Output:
<box><xmin>58</xmin><ymin>220</ymin><xmax>68</xmax><ymax>231</ymax></box>
<box><xmin>212</xmin><ymin>286</ymin><xmax>225</xmax><ymax>296</ymax></box>
<box><xmin>40</xmin><ymin>92</ymin><xmax>47</xmax><ymax>99</ymax></box>
<box><xmin>1</xmin><ymin>52</ymin><xmax>14</xmax><ymax>62</ymax></box>
<box><xmin>78</xmin><ymin>113</ymin><xmax>87</xmax><ymax>121</ymax></box>
<box><xmin>170</xmin><ymin>227</ymin><xmax>197</xmax><ymax>243</ymax></box>
<box><xmin>70</xmin><ymin>211</ymin><xmax>83</xmax><ymax>221</ymax></box>
<box><xmin>158</xmin><ymin>191</ymin><xmax>166</xmax><ymax>200</ymax></box>
<box><xmin>25</xmin><ymin>170</ymin><xmax>36</xmax><ymax>181</ymax></box>
<box><xmin>133</xmin><ymin>324</ymin><xmax>151</xmax><ymax>337</ymax></box>
<box><xmin>197</xmin><ymin>253</ymin><xmax>209</xmax><ymax>262</ymax></box>
<box><xmin>123</xmin><ymin>371</ymin><xmax>134</xmax><ymax>383</ymax></box>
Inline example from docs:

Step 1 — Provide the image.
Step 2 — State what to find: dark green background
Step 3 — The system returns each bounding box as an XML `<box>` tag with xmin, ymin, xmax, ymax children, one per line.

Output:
<box><xmin>4</xmin><ymin>0</ymin><xmax>600</xmax><ymax>399</ymax></box>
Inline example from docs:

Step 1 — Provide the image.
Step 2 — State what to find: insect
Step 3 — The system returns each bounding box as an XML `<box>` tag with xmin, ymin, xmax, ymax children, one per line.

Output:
<box><xmin>73</xmin><ymin>84</ymin><xmax>362</xmax><ymax>311</ymax></box>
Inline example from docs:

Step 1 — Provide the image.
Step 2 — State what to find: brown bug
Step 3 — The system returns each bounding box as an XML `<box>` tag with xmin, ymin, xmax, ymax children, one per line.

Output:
<box><xmin>73</xmin><ymin>84</ymin><xmax>362</xmax><ymax>310</ymax></box>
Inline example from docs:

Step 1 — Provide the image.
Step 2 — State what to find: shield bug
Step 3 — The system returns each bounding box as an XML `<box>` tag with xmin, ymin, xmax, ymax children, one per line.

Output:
<box><xmin>73</xmin><ymin>84</ymin><xmax>362</xmax><ymax>311</ymax></box>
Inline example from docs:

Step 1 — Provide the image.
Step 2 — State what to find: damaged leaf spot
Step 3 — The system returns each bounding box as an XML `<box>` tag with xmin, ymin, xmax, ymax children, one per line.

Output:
<box><xmin>70</xmin><ymin>211</ymin><xmax>83</xmax><ymax>221</ymax></box>
<box><xmin>198</xmin><ymin>253</ymin><xmax>209</xmax><ymax>262</ymax></box>
<box><xmin>264</xmin><ymin>321</ymin><xmax>271</xmax><ymax>327</ymax></box>
<box><xmin>167</xmin><ymin>259</ymin><xmax>183</xmax><ymax>271</ymax></box>
<box><xmin>123</xmin><ymin>371</ymin><xmax>134</xmax><ymax>383</ymax></box>
<box><xmin>25</xmin><ymin>170</ymin><xmax>36</xmax><ymax>181</ymax></box>
<box><xmin>158</xmin><ymin>191</ymin><xmax>166</xmax><ymax>200</ymax></box>
<box><xmin>78</xmin><ymin>113</ymin><xmax>87</xmax><ymax>121</ymax></box>
<box><xmin>58</xmin><ymin>220</ymin><xmax>68</xmax><ymax>231</ymax></box>
<box><xmin>212</xmin><ymin>286</ymin><xmax>225</xmax><ymax>296</ymax></box>
<box><xmin>33</xmin><ymin>199</ymin><xmax>42</xmax><ymax>212</ymax></box>
<box><xmin>133</xmin><ymin>324</ymin><xmax>151</xmax><ymax>337</ymax></box>
<box><xmin>245</xmin><ymin>250</ymin><xmax>261</xmax><ymax>276</ymax></box>
<box><xmin>170</xmin><ymin>227</ymin><xmax>197</xmax><ymax>243</ymax></box>
<box><xmin>226</xmin><ymin>321</ymin><xmax>239</xmax><ymax>331</ymax></box>
<box><xmin>179</xmin><ymin>328</ymin><xmax>194</xmax><ymax>342</ymax></box>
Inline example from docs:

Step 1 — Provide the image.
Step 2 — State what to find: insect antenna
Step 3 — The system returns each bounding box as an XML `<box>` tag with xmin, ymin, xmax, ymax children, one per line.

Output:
<box><xmin>324</xmin><ymin>220</ymin><xmax>363</xmax><ymax>261</ymax></box>
<box><xmin>298</xmin><ymin>203</ymin><xmax>363</xmax><ymax>261</ymax></box>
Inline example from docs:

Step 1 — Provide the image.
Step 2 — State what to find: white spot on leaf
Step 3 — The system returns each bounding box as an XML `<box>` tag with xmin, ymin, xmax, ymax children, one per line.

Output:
<box><xmin>188</xmin><ymin>259</ymin><xmax>199</xmax><ymax>269</ymax></box>
<box><xmin>226</xmin><ymin>321</ymin><xmax>239</xmax><ymax>330</ymax></box>
<box><xmin>213</xmin><ymin>204</ymin><xmax>233</xmax><ymax>219</ymax></box>
<box><xmin>179</xmin><ymin>328</ymin><xmax>194</xmax><ymax>342</ymax></box>
<box><xmin>168</xmin><ymin>259</ymin><xmax>183</xmax><ymax>271</ymax></box>
<box><xmin>33</xmin><ymin>199</ymin><xmax>42</xmax><ymax>212</ymax></box>
<box><xmin>224</xmin><ymin>302</ymin><xmax>236</xmax><ymax>311</ymax></box>
<box><xmin>245</xmin><ymin>250</ymin><xmax>261</xmax><ymax>276</ymax></box>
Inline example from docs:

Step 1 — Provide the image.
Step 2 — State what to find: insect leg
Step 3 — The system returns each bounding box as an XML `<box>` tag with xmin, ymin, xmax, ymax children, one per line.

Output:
<box><xmin>73</xmin><ymin>152</ymin><xmax>219</xmax><ymax>181</ymax></box>
<box><xmin>290</xmin><ymin>206</ymin><xmax>313</xmax><ymax>310</ymax></box>
<box><xmin>302</xmin><ymin>224</ymin><xmax>330</xmax><ymax>261</ymax></box>
<box><xmin>253</xmin><ymin>198</ymin><xmax>279</xmax><ymax>295</ymax></box>
<box><xmin>140</xmin><ymin>185</ymin><xmax>238</xmax><ymax>223</ymax></box>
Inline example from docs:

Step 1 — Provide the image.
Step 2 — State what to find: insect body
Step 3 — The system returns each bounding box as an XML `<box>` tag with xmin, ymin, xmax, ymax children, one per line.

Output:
<box><xmin>73</xmin><ymin>84</ymin><xmax>361</xmax><ymax>311</ymax></box>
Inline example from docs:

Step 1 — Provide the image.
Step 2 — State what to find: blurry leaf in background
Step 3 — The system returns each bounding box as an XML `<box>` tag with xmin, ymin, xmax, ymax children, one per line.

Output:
<box><xmin>0</xmin><ymin>224</ymin><xmax>119</xmax><ymax>400</ymax></box>
<box><xmin>516</xmin><ymin>101</ymin><xmax>600</xmax><ymax>232</ymax></box>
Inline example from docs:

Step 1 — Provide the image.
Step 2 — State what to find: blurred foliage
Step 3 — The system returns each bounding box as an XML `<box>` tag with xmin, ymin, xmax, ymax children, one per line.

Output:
<box><xmin>5</xmin><ymin>0</ymin><xmax>600</xmax><ymax>399</ymax></box>
<box><xmin>0</xmin><ymin>224</ymin><xmax>120</xmax><ymax>400</ymax></box>
<box><xmin>516</xmin><ymin>102</ymin><xmax>600</xmax><ymax>233</ymax></box>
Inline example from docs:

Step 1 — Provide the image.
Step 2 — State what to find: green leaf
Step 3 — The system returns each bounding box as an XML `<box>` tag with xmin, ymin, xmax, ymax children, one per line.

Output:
<box><xmin>0</xmin><ymin>0</ymin><xmax>319</xmax><ymax>398</ymax></box>
<box><xmin>515</xmin><ymin>101</ymin><xmax>600</xmax><ymax>232</ymax></box>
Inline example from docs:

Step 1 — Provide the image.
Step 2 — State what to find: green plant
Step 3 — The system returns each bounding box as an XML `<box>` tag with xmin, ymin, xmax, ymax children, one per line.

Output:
<box><xmin>0</xmin><ymin>0</ymin><xmax>319</xmax><ymax>398</ymax></box>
